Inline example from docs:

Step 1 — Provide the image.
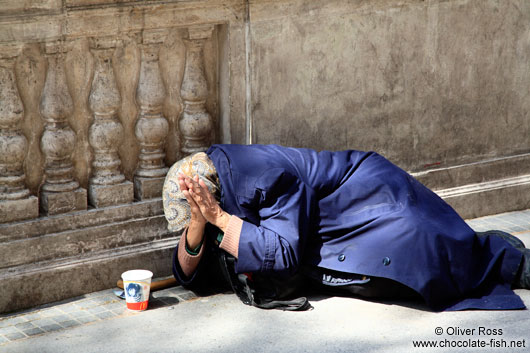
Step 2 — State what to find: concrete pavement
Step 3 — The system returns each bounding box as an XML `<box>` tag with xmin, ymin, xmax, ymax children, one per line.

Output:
<box><xmin>2</xmin><ymin>290</ymin><xmax>529</xmax><ymax>353</ymax></box>
<box><xmin>1</xmin><ymin>209</ymin><xmax>530</xmax><ymax>353</ymax></box>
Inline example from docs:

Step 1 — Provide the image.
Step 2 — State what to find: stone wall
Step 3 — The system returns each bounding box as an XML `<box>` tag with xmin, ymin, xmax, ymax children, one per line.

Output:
<box><xmin>1</xmin><ymin>0</ymin><xmax>529</xmax><ymax>313</ymax></box>
<box><xmin>247</xmin><ymin>0</ymin><xmax>530</xmax><ymax>217</ymax></box>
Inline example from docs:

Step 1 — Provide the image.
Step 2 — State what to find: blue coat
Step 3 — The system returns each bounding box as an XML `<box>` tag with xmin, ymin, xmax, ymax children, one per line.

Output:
<box><xmin>175</xmin><ymin>144</ymin><xmax>524</xmax><ymax>311</ymax></box>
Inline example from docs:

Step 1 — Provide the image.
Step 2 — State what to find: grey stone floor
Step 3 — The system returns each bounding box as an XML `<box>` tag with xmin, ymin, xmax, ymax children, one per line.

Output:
<box><xmin>466</xmin><ymin>209</ymin><xmax>530</xmax><ymax>236</ymax></box>
<box><xmin>1</xmin><ymin>209</ymin><xmax>530</xmax><ymax>352</ymax></box>
<box><xmin>0</xmin><ymin>280</ymin><xmax>197</xmax><ymax>346</ymax></box>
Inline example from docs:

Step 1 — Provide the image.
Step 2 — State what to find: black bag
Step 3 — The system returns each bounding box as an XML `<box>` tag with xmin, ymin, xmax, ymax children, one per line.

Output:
<box><xmin>216</xmin><ymin>250</ymin><xmax>312</xmax><ymax>311</ymax></box>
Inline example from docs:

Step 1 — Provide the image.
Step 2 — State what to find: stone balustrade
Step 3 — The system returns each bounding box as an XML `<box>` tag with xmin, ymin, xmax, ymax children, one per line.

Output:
<box><xmin>0</xmin><ymin>53</ymin><xmax>39</xmax><ymax>222</ymax></box>
<box><xmin>88</xmin><ymin>36</ymin><xmax>132</xmax><ymax>208</ymax></box>
<box><xmin>0</xmin><ymin>26</ymin><xmax>219</xmax><ymax>222</ymax></box>
<box><xmin>180</xmin><ymin>26</ymin><xmax>216</xmax><ymax>155</ymax></box>
<box><xmin>0</xmin><ymin>0</ymin><xmax>240</xmax><ymax>313</ymax></box>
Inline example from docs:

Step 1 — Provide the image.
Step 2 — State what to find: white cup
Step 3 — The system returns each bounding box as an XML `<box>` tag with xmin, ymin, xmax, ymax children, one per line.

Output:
<box><xmin>121</xmin><ymin>269</ymin><xmax>153</xmax><ymax>311</ymax></box>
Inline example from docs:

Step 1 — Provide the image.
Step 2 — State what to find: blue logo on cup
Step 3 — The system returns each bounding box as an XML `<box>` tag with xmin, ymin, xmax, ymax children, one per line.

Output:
<box><xmin>125</xmin><ymin>283</ymin><xmax>143</xmax><ymax>302</ymax></box>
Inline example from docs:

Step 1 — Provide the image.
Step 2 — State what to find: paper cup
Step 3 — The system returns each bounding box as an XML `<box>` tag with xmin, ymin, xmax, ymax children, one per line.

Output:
<box><xmin>121</xmin><ymin>269</ymin><xmax>153</xmax><ymax>311</ymax></box>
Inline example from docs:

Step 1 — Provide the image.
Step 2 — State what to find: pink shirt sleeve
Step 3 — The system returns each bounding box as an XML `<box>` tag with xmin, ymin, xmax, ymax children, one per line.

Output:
<box><xmin>219</xmin><ymin>215</ymin><xmax>243</xmax><ymax>258</ymax></box>
<box><xmin>177</xmin><ymin>215</ymin><xmax>244</xmax><ymax>277</ymax></box>
<box><xmin>177</xmin><ymin>228</ymin><xmax>205</xmax><ymax>278</ymax></box>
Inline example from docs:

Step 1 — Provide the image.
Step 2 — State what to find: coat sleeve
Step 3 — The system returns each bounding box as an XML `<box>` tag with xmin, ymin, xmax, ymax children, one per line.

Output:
<box><xmin>234</xmin><ymin>171</ymin><xmax>316</xmax><ymax>277</ymax></box>
<box><xmin>172</xmin><ymin>224</ymin><xmax>230</xmax><ymax>294</ymax></box>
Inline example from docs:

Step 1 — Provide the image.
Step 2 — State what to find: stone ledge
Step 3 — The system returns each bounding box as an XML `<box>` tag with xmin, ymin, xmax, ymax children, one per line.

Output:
<box><xmin>0</xmin><ymin>214</ymin><xmax>171</xmax><ymax>269</ymax></box>
<box><xmin>0</xmin><ymin>0</ymin><xmax>62</xmax><ymax>18</ymax></box>
<box><xmin>0</xmin><ymin>0</ymin><xmax>243</xmax><ymax>44</ymax></box>
<box><xmin>134</xmin><ymin>176</ymin><xmax>165</xmax><ymax>200</ymax></box>
<box><xmin>437</xmin><ymin>175</ymin><xmax>530</xmax><ymax>219</ymax></box>
<box><xmin>0</xmin><ymin>237</ymin><xmax>179</xmax><ymax>314</ymax></box>
<box><xmin>0</xmin><ymin>198</ymin><xmax>164</xmax><ymax>242</ymax></box>
<box><xmin>412</xmin><ymin>153</ymin><xmax>530</xmax><ymax>190</ymax></box>
<box><xmin>88</xmin><ymin>181</ymin><xmax>134</xmax><ymax>208</ymax></box>
<box><xmin>40</xmin><ymin>188</ymin><xmax>88</xmax><ymax>216</ymax></box>
<box><xmin>0</xmin><ymin>196</ymin><xmax>39</xmax><ymax>223</ymax></box>
<box><xmin>436</xmin><ymin>175</ymin><xmax>530</xmax><ymax>199</ymax></box>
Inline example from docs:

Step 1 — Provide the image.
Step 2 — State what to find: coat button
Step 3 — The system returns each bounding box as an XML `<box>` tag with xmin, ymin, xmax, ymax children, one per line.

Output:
<box><xmin>382</xmin><ymin>257</ymin><xmax>391</xmax><ymax>266</ymax></box>
<box><xmin>338</xmin><ymin>254</ymin><xmax>346</xmax><ymax>262</ymax></box>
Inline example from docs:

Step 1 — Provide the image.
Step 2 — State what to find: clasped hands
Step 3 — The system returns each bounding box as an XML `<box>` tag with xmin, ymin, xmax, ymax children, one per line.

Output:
<box><xmin>177</xmin><ymin>173</ymin><xmax>230</xmax><ymax>232</ymax></box>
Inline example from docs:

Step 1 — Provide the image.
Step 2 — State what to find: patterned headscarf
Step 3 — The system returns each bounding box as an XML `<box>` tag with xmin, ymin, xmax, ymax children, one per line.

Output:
<box><xmin>162</xmin><ymin>152</ymin><xmax>220</xmax><ymax>232</ymax></box>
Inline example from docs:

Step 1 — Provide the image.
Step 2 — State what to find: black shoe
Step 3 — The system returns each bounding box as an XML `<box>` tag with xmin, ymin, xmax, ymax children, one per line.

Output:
<box><xmin>476</xmin><ymin>230</ymin><xmax>525</xmax><ymax>250</ymax></box>
<box><xmin>516</xmin><ymin>248</ymin><xmax>530</xmax><ymax>289</ymax></box>
<box><xmin>514</xmin><ymin>249</ymin><xmax>530</xmax><ymax>289</ymax></box>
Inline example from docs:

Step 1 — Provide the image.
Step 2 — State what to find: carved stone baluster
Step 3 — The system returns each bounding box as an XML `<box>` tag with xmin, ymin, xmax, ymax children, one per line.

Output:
<box><xmin>179</xmin><ymin>25</ymin><xmax>214</xmax><ymax>155</ymax></box>
<box><xmin>88</xmin><ymin>37</ymin><xmax>133</xmax><ymax>208</ymax></box>
<box><xmin>134</xmin><ymin>30</ymin><xmax>169</xmax><ymax>200</ymax></box>
<box><xmin>39</xmin><ymin>42</ymin><xmax>87</xmax><ymax>215</ymax></box>
<box><xmin>0</xmin><ymin>52</ymin><xmax>39</xmax><ymax>223</ymax></box>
